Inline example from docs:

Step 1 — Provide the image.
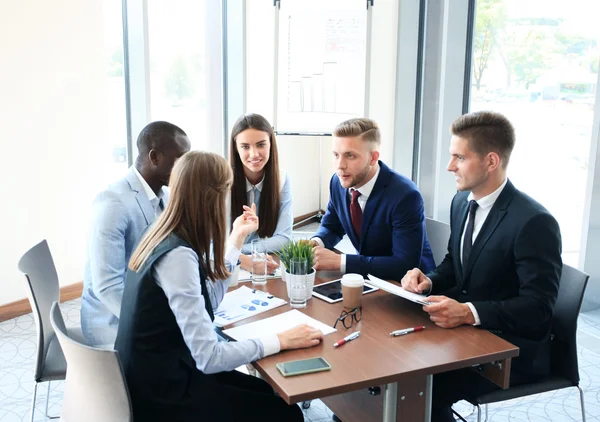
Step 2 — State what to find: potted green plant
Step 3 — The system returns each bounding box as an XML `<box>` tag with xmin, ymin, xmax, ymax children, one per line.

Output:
<box><xmin>277</xmin><ymin>239</ymin><xmax>316</xmax><ymax>300</ymax></box>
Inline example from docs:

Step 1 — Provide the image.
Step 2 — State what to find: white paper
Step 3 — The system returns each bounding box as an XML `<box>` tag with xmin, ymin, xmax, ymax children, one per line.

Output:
<box><xmin>214</xmin><ymin>286</ymin><xmax>287</xmax><ymax>327</ymax></box>
<box><xmin>222</xmin><ymin>310</ymin><xmax>336</xmax><ymax>341</ymax></box>
<box><xmin>367</xmin><ymin>274</ymin><xmax>432</xmax><ymax>306</ymax></box>
<box><xmin>334</xmin><ymin>235</ymin><xmax>358</xmax><ymax>255</ymax></box>
<box><xmin>237</xmin><ymin>267</ymin><xmax>282</xmax><ymax>282</ymax></box>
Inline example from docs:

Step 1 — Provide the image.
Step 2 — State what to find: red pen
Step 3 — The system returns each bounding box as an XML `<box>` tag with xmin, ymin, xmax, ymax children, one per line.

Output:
<box><xmin>390</xmin><ymin>326</ymin><xmax>425</xmax><ymax>337</ymax></box>
<box><xmin>333</xmin><ymin>331</ymin><xmax>360</xmax><ymax>348</ymax></box>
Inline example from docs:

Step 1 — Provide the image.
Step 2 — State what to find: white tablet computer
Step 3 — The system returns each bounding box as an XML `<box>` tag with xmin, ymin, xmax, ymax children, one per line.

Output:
<box><xmin>312</xmin><ymin>279</ymin><xmax>379</xmax><ymax>303</ymax></box>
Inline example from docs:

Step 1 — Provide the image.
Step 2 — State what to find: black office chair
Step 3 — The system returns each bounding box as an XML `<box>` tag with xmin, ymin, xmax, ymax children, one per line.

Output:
<box><xmin>466</xmin><ymin>263</ymin><xmax>589</xmax><ymax>422</ymax></box>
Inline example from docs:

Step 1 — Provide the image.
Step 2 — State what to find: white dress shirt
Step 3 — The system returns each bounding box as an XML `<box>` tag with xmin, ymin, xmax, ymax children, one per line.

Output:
<box><xmin>313</xmin><ymin>165</ymin><xmax>381</xmax><ymax>273</ymax></box>
<box><xmin>461</xmin><ymin>178</ymin><xmax>508</xmax><ymax>326</ymax></box>
<box><xmin>132</xmin><ymin>166</ymin><xmax>166</xmax><ymax>216</ymax></box>
<box><xmin>152</xmin><ymin>244</ymin><xmax>281</xmax><ymax>374</ymax></box>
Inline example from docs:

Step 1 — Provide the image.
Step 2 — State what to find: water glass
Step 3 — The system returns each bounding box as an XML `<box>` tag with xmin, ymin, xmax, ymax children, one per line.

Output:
<box><xmin>251</xmin><ymin>239</ymin><xmax>267</xmax><ymax>285</ymax></box>
<box><xmin>289</xmin><ymin>258</ymin><xmax>308</xmax><ymax>308</ymax></box>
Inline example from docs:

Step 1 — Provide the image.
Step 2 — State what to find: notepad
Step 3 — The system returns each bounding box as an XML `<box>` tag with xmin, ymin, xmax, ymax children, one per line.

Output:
<box><xmin>367</xmin><ymin>274</ymin><xmax>432</xmax><ymax>305</ymax></box>
<box><xmin>222</xmin><ymin>310</ymin><xmax>336</xmax><ymax>341</ymax></box>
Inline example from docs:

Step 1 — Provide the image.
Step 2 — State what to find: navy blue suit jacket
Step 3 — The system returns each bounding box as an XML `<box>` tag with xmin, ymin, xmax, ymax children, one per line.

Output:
<box><xmin>315</xmin><ymin>161</ymin><xmax>435</xmax><ymax>280</ymax></box>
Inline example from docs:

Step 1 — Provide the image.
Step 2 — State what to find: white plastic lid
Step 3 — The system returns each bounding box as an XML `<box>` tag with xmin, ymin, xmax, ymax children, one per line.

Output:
<box><xmin>341</xmin><ymin>273</ymin><xmax>364</xmax><ymax>287</ymax></box>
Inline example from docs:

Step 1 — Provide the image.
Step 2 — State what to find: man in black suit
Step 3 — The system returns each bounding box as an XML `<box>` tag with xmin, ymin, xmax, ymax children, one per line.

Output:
<box><xmin>402</xmin><ymin>111</ymin><xmax>562</xmax><ymax>421</ymax></box>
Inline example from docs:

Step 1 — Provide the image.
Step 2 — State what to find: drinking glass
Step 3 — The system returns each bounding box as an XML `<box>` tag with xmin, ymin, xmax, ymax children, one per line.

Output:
<box><xmin>251</xmin><ymin>239</ymin><xmax>267</xmax><ymax>285</ymax></box>
<box><xmin>289</xmin><ymin>258</ymin><xmax>308</xmax><ymax>308</ymax></box>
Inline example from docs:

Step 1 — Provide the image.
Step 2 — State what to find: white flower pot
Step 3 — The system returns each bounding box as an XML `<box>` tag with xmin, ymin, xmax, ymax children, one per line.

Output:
<box><xmin>284</xmin><ymin>268</ymin><xmax>315</xmax><ymax>300</ymax></box>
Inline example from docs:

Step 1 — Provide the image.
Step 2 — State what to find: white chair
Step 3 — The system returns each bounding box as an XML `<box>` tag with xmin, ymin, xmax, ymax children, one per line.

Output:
<box><xmin>425</xmin><ymin>217</ymin><xmax>451</xmax><ymax>266</ymax></box>
<box><xmin>50</xmin><ymin>302</ymin><xmax>133</xmax><ymax>422</ymax></box>
<box><xmin>17</xmin><ymin>240</ymin><xmax>67</xmax><ymax>421</ymax></box>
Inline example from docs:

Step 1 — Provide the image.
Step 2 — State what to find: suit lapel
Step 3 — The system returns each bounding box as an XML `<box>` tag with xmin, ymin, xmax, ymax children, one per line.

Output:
<box><xmin>126</xmin><ymin>169</ymin><xmax>155</xmax><ymax>225</ymax></box>
<box><xmin>359</xmin><ymin>162</ymin><xmax>390</xmax><ymax>250</ymax></box>
<box><xmin>462</xmin><ymin>181</ymin><xmax>516</xmax><ymax>280</ymax></box>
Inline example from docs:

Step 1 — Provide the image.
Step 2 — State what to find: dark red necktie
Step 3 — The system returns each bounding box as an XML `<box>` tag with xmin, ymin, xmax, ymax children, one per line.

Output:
<box><xmin>350</xmin><ymin>189</ymin><xmax>362</xmax><ymax>239</ymax></box>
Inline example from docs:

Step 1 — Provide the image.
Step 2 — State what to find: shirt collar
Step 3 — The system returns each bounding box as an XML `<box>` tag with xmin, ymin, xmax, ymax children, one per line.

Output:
<box><xmin>352</xmin><ymin>164</ymin><xmax>380</xmax><ymax>199</ymax></box>
<box><xmin>132</xmin><ymin>166</ymin><xmax>165</xmax><ymax>202</ymax></box>
<box><xmin>246</xmin><ymin>176</ymin><xmax>265</xmax><ymax>193</ymax></box>
<box><xmin>467</xmin><ymin>178</ymin><xmax>508</xmax><ymax>210</ymax></box>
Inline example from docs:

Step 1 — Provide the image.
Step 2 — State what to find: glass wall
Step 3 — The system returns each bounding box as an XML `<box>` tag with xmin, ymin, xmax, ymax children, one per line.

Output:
<box><xmin>469</xmin><ymin>0</ymin><xmax>600</xmax><ymax>265</ymax></box>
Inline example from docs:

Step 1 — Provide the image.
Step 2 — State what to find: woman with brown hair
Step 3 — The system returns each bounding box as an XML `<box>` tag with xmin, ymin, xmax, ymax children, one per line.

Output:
<box><xmin>229</xmin><ymin>113</ymin><xmax>293</xmax><ymax>273</ymax></box>
<box><xmin>115</xmin><ymin>151</ymin><xmax>323</xmax><ymax>421</ymax></box>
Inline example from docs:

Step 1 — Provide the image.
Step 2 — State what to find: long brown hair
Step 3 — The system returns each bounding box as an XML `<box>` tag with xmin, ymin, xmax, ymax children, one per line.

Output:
<box><xmin>229</xmin><ymin>113</ymin><xmax>280</xmax><ymax>238</ymax></box>
<box><xmin>129</xmin><ymin>151</ymin><xmax>232</xmax><ymax>281</ymax></box>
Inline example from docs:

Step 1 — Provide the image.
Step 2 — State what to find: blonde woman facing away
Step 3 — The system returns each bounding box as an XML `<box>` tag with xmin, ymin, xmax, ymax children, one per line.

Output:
<box><xmin>229</xmin><ymin>113</ymin><xmax>293</xmax><ymax>273</ymax></box>
<box><xmin>115</xmin><ymin>151</ymin><xmax>323</xmax><ymax>422</ymax></box>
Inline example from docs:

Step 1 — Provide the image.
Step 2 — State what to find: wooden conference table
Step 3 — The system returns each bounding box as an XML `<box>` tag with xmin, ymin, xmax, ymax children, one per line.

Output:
<box><xmin>226</xmin><ymin>272</ymin><xmax>519</xmax><ymax>422</ymax></box>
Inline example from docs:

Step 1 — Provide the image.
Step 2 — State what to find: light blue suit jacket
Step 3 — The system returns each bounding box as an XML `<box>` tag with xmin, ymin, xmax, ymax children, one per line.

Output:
<box><xmin>81</xmin><ymin>169</ymin><xmax>168</xmax><ymax>346</ymax></box>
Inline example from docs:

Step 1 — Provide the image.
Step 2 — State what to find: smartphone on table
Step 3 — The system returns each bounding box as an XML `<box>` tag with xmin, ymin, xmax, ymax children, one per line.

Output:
<box><xmin>276</xmin><ymin>357</ymin><xmax>332</xmax><ymax>377</ymax></box>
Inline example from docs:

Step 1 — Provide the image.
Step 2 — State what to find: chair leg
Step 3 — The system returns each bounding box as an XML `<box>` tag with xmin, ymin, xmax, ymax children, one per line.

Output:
<box><xmin>485</xmin><ymin>403</ymin><xmax>489</xmax><ymax>421</ymax></box>
<box><xmin>577</xmin><ymin>385</ymin><xmax>586</xmax><ymax>422</ymax></box>
<box><xmin>476</xmin><ymin>404</ymin><xmax>482</xmax><ymax>422</ymax></box>
<box><xmin>39</xmin><ymin>381</ymin><xmax>60</xmax><ymax>420</ymax></box>
<box><xmin>30</xmin><ymin>382</ymin><xmax>38</xmax><ymax>422</ymax></box>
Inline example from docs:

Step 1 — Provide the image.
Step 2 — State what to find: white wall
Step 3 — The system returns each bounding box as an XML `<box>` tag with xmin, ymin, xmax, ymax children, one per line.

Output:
<box><xmin>1</xmin><ymin>0</ymin><xmax>119</xmax><ymax>305</ymax></box>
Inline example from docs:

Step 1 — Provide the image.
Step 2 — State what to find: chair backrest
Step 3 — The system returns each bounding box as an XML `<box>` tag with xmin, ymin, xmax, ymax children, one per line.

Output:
<box><xmin>425</xmin><ymin>218</ymin><xmax>451</xmax><ymax>266</ymax></box>
<box><xmin>50</xmin><ymin>302</ymin><xmax>133</xmax><ymax>422</ymax></box>
<box><xmin>550</xmin><ymin>263</ymin><xmax>589</xmax><ymax>384</ymax></box>
<box><xmin>17</xmin><ymin>239</ymin><xmax>61</xmax><ymax>381</ymax></box>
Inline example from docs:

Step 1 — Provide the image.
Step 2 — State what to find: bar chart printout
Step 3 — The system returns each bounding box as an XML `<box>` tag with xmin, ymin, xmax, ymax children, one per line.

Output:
<box><xmin>276</xmin><ymin>0</ymin><xmax>367</xmax><ymax>133</ymax></box>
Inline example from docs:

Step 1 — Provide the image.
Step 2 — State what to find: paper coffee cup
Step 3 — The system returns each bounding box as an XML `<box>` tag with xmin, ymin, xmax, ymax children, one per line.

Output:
<box><xmin>341</xmin><ymin>274</ymin><xmax>364</xmax><ymax>308</ymax></box>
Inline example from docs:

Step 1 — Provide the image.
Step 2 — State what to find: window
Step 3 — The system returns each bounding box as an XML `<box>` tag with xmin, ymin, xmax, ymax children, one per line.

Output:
<box><xmin>147</xmin><ymin>1</ymin><xmax>223</xmax><ymax>153</ymax></box>
<box><xmin>469</xmin><ymin>0</ymin><xmax>599</xmax><ymax>265</ymax></box>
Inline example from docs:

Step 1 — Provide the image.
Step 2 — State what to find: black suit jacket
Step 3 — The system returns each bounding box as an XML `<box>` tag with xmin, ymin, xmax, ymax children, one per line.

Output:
<box><xmin>428</xmin><ymin>180</ymin><xmax>562</xmax><ymax>379</ymax></box>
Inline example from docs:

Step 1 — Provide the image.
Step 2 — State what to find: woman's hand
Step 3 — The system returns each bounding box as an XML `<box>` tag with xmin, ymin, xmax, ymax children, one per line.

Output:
<box><xmin>239</xmin><ymin>254</ymin><xmax>279</xmax><ymax>274</ymax></box>
<box><xmin>230</xmin><ymin>204</ymin><xmax>259</xmax><ymax>248</ymax></box>
<box><xmin>277</xmin><ymin>324</ymin><xmax>324</xmax><ymax>350</ymax></box>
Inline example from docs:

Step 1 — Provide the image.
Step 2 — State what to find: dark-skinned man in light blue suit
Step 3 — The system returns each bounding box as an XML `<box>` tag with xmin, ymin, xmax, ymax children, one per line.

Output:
<box><xmin>311</xmin><ymin>117</ymin><xmax>435</xmax><ymax>280</ymax></box>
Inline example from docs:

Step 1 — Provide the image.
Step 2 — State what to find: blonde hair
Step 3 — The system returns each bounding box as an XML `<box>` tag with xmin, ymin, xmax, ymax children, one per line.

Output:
<box><xmin>129</xmin><ymin>151</ymin><xmax>233</xmax><ymax>281</ymax></box>
<box><xmin>333</xmin><ymin>118</ymin><xmax>381</xmax><ymax>147</ymax></box>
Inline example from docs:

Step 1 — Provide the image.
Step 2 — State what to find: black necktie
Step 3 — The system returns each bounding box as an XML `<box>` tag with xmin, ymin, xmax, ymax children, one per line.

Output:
<box><xmin>462</xmin><ymin>200</ymin><xmax>479</xmax><ymax>267</ymax></box>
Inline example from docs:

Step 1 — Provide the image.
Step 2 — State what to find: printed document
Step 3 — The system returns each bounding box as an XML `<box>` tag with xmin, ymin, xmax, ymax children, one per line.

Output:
<box><xmin>223</xmin><ymin>310</ymin><xmax>336</xmax><ymax>341</ymax></box>
<box><xmin>367</xmin><ymin>274</ymin><xmax>432</xmax><ymax>305</ymax></box>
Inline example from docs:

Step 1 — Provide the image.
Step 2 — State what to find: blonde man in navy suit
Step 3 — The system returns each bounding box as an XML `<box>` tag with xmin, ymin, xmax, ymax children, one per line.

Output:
<box><xmin>81</xmin><ymin>121</ymin><xmax>190</xmax><ymax>347</ymax></box>
<box><xmin>312</xmin><ymin>118</ymin><xmax>435</xmax><ymax>280</ymax></box>
<box><xmin>402</xmin><ymin>111</ymin><xmax>562</xmax><ymax>421</ymax></box>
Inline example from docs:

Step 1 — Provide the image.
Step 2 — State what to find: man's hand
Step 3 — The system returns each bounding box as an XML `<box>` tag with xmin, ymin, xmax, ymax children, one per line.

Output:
<box><xmin>422</xmin><ymin>296</ymin><xmax>475</xmax><ymax>328</ymax></box>
<box><xmin>312</xmin><ymin>246</ymin><xmax>341</xmax><ymax>271</ymax></box>
<box><xmin>277</xmin><ymin>324</ymin><xmax>324</xmax><ymax>350</ymax></box>
<box><xmin>302</xmin><ymin>239</ymin><xmax>319</xmax><ymax>248</ymax></box>
<box><xmin>401</xmin><ymin>268</ymin><xmax>432</xmax><ymax>294</ymax></box>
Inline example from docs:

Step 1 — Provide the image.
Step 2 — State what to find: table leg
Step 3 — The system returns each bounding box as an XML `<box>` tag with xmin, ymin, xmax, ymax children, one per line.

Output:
<box><xmin>382</xmin><ymin>382</ymin><xmax>398</xmax><ymax>422</ymax></box>
<box><xmin>424</xmin><ymin>374</ymin><xmax>432</xmax><ymax>422</ymax></box>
